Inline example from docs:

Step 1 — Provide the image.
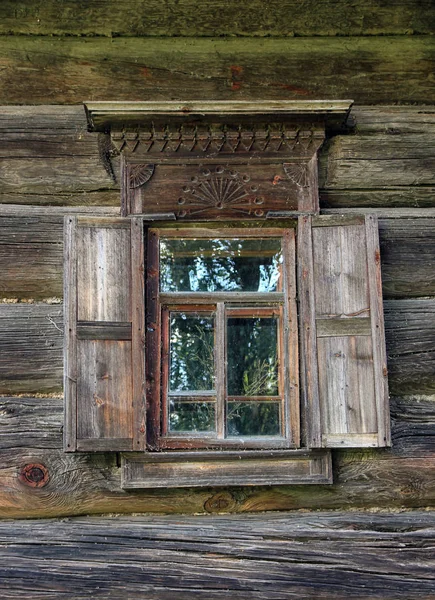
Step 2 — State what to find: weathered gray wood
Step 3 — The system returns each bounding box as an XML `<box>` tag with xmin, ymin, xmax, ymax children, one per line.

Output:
<box><xmin>63</xmin><ymin>216</ymin><xmax>77</xmax><ymax>451</ymax></box>
<box><xmin>385</xmin><ymin>299</ymin><xmax>435</xmax><ymax>395</ymax></box>
<box><xmin>66</xmin><ymin>218</ymin><xmax>142</xmax><ymax>451</ymax></box>
<box><xmin>122</xmin><ymin>450</ymin><xmax>332</xmax><ymax>488</ymax></box>
<box><xmin>308</xmin><ymin>216</ymin><xmax>389</xmax><ymax>447</ymax></box>
<box><xmin>0</xmin><ymin>513</ymin><xmax>435</xmax><ymax>600</ymax></box>
<box><xmin>297</xmin><ymin>215</ymin><xmax>321</xmax><ymax>447</ymax></box>
<box><xmin>1</xmin><ymin>0</ymin><xmax>434</xmax><ymax>36</ymax></box>
<box><xmin>0</xmin><ymin>215</ymin><xmax>63</xmax><ymax>299</ymax></box>
<box><xmin>0</xmin><ymin>37</ymin><xmax>433</xmax><ymax>105</ymax></box>
<box><xmin>366</xmin><ymin>214</ymin><xmax>391</xmax><ymax>447</ymax></box>
<box><xmin>2</xmin><ymin>212</ymin><xmax>434</xmax><ymax>300</ymax></box>
<box><xmin>316</xmin><ymin>317</ymin><xmax>371</xmax><ymax>337</ymax></box>
<box><xmin>320</xmin><ymin>187</ymin><xmax>435</xmax><ymax>208</ymax></box>
<box><xmin>321</xmin><ymin>135</ymin><xmax>435</xmax><ymax>189</ymax></box>
<box><xmin>350</xmin><ymin>105</ymin><xmax>435</xmax><ymax>135</ymax></box>
<box><xmin>0</xmin><ymin>304</ymin><xmax>63</xmax><ymax>394</ymax></box>
<box><xmin>1</xmin><ymin>394</ymin><xmax>435</xmax><ymax>516</ymax></box>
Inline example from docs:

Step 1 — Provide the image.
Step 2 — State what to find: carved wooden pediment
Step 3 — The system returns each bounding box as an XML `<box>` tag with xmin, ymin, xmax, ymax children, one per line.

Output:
<box><xmin>85</xmin><ymin>101</ymin><xmax>353</xmax><ymax>218</ymax></box>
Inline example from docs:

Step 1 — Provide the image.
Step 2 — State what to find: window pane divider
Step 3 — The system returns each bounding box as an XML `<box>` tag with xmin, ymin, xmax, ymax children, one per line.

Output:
<box><xmin>160</xmin><ymin>292</ymin><xmax>285</xmax><ymax>304</ymax></box>
<box><xmin>216</xmin><ymin>302</ymin><xmax>226</xmax><ymax>440</ymax></box>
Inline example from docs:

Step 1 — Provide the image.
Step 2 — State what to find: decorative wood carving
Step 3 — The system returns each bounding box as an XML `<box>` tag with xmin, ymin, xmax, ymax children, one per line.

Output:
<box><xmin>283</xmin><ymin>163</ymin><xmax>309</xmax><ymax>188</ymax></box>
<box><xmin>128</xmin><ymin>164</ymin><xmax>155</xmax><ymax>189</ymax></box>
<box><xmin>111</xmin><ymin>126</ymin><xmax>324</xmax><ymax>156</ymax></box>
<box><xmin>176</xmin><ymin>165</ymin><xmax>265</xmax><ymax>218</ymax></box>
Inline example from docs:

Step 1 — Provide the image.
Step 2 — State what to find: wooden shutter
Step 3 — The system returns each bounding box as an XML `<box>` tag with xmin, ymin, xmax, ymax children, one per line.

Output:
<box><xmin>298</xmin><ymin>214</ymin><xmax>390</xmax><ymax>448</ymax></box>
<box><xmin>64</xmin><ymin>217</ymin><xmax>145</xmax><ymax>452</ymax></box>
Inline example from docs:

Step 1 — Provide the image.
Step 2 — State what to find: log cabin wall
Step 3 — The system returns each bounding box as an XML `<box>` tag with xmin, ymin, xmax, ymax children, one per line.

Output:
<box><xmin>0</xmin><ymin>3</ymin><xmax>434</xmax><ymax>596</ymax></box>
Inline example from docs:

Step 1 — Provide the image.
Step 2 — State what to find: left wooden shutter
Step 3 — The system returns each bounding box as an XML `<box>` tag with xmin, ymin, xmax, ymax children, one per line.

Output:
<box><xmin>64</xmin><ymin>217</ymin><xmax>145</xmax><ymax>452</ymax></box>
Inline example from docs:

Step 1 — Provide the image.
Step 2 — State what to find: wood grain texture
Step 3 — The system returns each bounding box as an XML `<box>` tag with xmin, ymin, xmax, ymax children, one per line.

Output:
<box><xmin>385</xmin><ymin>299</ymin><xmax>435</xmax><ymax>395</ymax></box>
<box><xmin>321</xmin><ymin>134</ymin><xmax>435</xmax><ymax>189</ymax></box>
<box><xmin>0</xmin><ymin>513</ymin><xmax>434</xmax><ymax>599</ymax></box>
<box><xmin>1</xmin><ymin>0</ymin><xmax>434</xmax><ymax>36</ymax></box>
<box><xmin>1</xmin><ymin>298</ymin><xmax>431</xmax><ymax>396</ymax></box>
<box><xmin>1</xmin><ymin>395</ymin><xmax>435</xmax><ymax>517</ymax></box>
<box><xmin>2</xmin><ymin>213</ymin><xmax>434</xmax><ymax>300</ymax></box>
<box><xmin>0</xmin><ymin>304</ymin><xmax>63</xmax><ymax>394</ymax></box>
<box><xmin>0</xmin><ymin>37</ymin><xmax>433</xmax><ymax>104</ymax></box>
<box><xmin>1</xmin><ymin>107</ymin><xmax>435</xmax><ymax>212</ymax></box>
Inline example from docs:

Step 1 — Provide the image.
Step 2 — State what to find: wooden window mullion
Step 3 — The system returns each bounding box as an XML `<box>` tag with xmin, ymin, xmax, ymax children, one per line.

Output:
<box><xmin>216</xmin><ymin>302</ymin><xmax>226</xmax><ymax>440</ymax></box>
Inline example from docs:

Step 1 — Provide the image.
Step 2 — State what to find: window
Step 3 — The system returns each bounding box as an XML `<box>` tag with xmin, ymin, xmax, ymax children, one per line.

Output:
<box><xmin>146</xmin><ymin>226</ymin><xmax>299</xmax><ymax>450</ymax></box>
<box><xmin>64</xmin><ymin>101</ymin><xmax>390</xmax><ymax>488</ymax></box>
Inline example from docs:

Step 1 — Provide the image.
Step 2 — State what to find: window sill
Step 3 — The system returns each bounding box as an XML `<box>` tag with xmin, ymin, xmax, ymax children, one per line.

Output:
<box><xmin>121</xmin><ymin>449</ymin><xmax>332</xmax><ymax>489</ymax></box>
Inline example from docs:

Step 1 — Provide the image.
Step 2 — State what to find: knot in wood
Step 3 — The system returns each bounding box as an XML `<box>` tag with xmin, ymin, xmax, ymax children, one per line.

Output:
<box><xmin>19</xmin><ymin>463</ymin><xmax>49</xmax><ymax>488</ymax></box>
<box><xmin>204</xmin><ymin>491</ymin><xmax>236</xmax><ymax>513</ymax></box>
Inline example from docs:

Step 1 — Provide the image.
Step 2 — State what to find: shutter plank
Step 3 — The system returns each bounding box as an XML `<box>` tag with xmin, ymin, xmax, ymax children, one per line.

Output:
<box><xmin>64</xmin><ymin>217</ymin><xmax>144</xmax><ymax>452</ymax></box>
<box><xmin>77</xmin><ymin>225</ymin><xmax>132</xmax><ymax>322</ymax></box>
<box><xmin>366</xmin><ymin>214</ymin><xmax>391</xmax><ymax>447</ymax></box>
<box><xmin>297</xmin><ymin>215</ymin><xmax>321</xmax><ymax>448</ymax></box>
<box><xmin>64</xmin><ymin>216</ymin><xmax>77</xmax><ymax>451</ymax></box>
<box><xmin>301</xmin><ymin>214</ymin><xmax>390</xmax><ymax>448</ymax></box>
<box><xmin>76</xmin><ymin>339</ymin><xmax>133</xmax><ymax>442</ymax></box>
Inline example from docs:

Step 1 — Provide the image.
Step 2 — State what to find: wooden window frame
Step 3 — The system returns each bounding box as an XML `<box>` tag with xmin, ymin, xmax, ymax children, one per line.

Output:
<box><xmin>145</xmin><ymin>224</ymin><xmax>300</xmax><ymax>452</ymax></box>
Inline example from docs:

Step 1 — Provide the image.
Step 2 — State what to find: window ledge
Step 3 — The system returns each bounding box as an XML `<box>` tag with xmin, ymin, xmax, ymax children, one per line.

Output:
<box><xmin>121</xmin><ymin>449</ymin><xmax>332</xmax><ymax>489</ymax></box>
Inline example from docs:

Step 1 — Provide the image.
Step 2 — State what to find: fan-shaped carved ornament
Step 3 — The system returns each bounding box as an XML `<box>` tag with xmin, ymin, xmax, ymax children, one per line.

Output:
<box><xmin>283</xmin><ymin>163</ymin><xmax>309</xmax><ymax>188</ymax></box>
<box><xmin>129</xmin><ymin>164</ymin><xmax>155</xmax><ymax>189</ymax></box>
<box><xmin>177</xmin><ymin>166</ymin><xmax>265</xmax><ymax>218</ymax></box>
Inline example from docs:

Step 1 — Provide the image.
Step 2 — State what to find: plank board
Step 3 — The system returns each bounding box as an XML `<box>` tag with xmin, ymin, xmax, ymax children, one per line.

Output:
<box><xmin>0</xmin><ymin>37</ymin><xmax>433</xmax><ymax>104</ymax></box>
<box><xmin>1</xmin><ymin>0</ymin><xmax>434</xmax><ymax>36</ymax></box>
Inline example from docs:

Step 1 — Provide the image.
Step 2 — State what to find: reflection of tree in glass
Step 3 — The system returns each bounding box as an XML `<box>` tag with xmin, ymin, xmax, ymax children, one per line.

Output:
<box><xmin>169</xmin><ymin>401</ymin><xmax>215</xmax><ymax>432</ymax></box>
<box><xmin>169</xmin><ymin>314</ymin><xmax>215</xmax><ymax>392</ymax></box>
<box><xmin>227</xmin><ymin>402</ymin><xmax>280</xmax><ymax>436</ymax></box>
<box><xmin>160</xmin><ymin>238</ymin><xmax>282</xmax><ymax>292</ymax></box>
<box><xmin>227</xmin><ymin>317</ymin><xmax>279</xmax><ymax>397</ymax></box>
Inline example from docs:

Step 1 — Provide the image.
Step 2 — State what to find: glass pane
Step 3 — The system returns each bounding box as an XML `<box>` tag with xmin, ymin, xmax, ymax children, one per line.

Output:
<box><xmin>227</xmin><ymin>402</ymin><xmax>281</xmax><ymax>436</ymax></box>
<box><xmin>160</xmin><ymin>238</ymin><xmax>282</xmax><ymax>293</ymax></box>
<box><xmin>227</xmin><ymin>317</ymin><xmax>279</xmax><ymax>396</ymax></box>
<box><xmin>169</xmin><ymin>401</ymin><xmax>216</xmax><ymax>433</ymax></box>
<box><xmin>169</xmin><ymin>313</ymin><xmax>215</xmax><ymax>392</ymax></box>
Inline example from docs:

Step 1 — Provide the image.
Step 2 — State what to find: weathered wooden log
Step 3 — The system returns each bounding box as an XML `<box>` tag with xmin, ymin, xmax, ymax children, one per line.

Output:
<box><xmin>0</xmin><ymin>304</ymin><xmax>63</xmax><ymax>394</ymax></box>
<box><xmin>0</xmin><ymin>299</ymin><xmax>433</xmax><ymax>395</ymax></box>
<box><xmin>0</xmin><ymin>394</ymin><xmax>435</xmax><ymax>518</ymax></box>
<box><xmin>0</xmin><ymin>37</ymin><xmax>433</xmax><ymax>105</ymax></box>
<box><xmin>384</xmin><ymin>299</ymin><xmax>435</xmax><ymax>395</ymax></box>
<box><xmin>1</xmin><ymin>213</ymin><xmax>434</xmax><ymax>299</ymax></box>
<box><xmin>1</xmin><ymin>107</ymin><xmax>435</xmax><ymax>208</ymax></box>
<box><xmin>320</xmin><ymin>135</ymin><xmax>435</xmax><ymax>189</ymax></box>
<box><xmin>0</xmin><ymin>512</ymin><xmax>435</xmax><ymax>599</ymax></box>
<box><xmin>1</xmin><ymin>0</ymin><xmax>434</xmax><ymax>36</ymax></box>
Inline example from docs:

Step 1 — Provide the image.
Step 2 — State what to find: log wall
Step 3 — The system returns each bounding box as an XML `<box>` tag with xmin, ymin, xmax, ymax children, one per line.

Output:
<box><xmin>0</xmin><ymin>105</ymin><xmax>434</xmax><ymax>519</ymax></box>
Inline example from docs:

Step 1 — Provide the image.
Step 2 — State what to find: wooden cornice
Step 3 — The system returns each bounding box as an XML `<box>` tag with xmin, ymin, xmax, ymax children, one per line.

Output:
<box><xmin>84</xmin><ymin>100</ymin><xmax>354</xmax><ymax>132</ymax></box>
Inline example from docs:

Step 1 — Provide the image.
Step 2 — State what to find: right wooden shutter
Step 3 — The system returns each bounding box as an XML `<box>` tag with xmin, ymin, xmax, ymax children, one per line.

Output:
<box><xmin>298</xmin><ymin>214</ymin><xmax>390</xmax><ymax>449</ymax></box>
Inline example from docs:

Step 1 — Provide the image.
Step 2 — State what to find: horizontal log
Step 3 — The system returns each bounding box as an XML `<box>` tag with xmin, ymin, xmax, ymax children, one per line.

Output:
<box><xmin>0</xmin><ymin>296</ymin><xmax>433</xmax><ymax>394</ymax></box>
<box><xmin>350</xmin><ymin>106</ymin><xmax>435</xmax><ymax>135</ymax></box>
<box><xmin>0</xmin><ymin>304</ymin><xmax>63</xmax><ymax>394</ymax></box>
<box><xmin>0</xmin><ymin>393</ymin><xmax>435</xmax><ymax>518</ymax></box>
<box><xmin>1</xmin><ymin>0</ymin><xmax>434</xmax><ymax>36</ymax></box>
<box><xmin>321</xmin><ymin>135</ymin><xmax>435</xmax><ymax>189</ymax></box>
<box><xmin>0</xmin><ymin>513</ymin><xmax>435</xmax><ymax>600</ymax></box>
<box><xmin>0</xmin><ymin>37</ymin><xmax>433</xmax><ymax>105</ymax></box>
<box><xmin>2</xmin><ymin>213</ymin><xmax>434</xmax><ymax>299</ymax></box>
<box><xmin>320</xmin><ymin>188</ymin><xmax>435</xmax><ymax>208</ymax></box>
<box><xmin>384</xmin><ymin>299</ymin><xmax>435</xmax><ymax>395</ymax></box>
